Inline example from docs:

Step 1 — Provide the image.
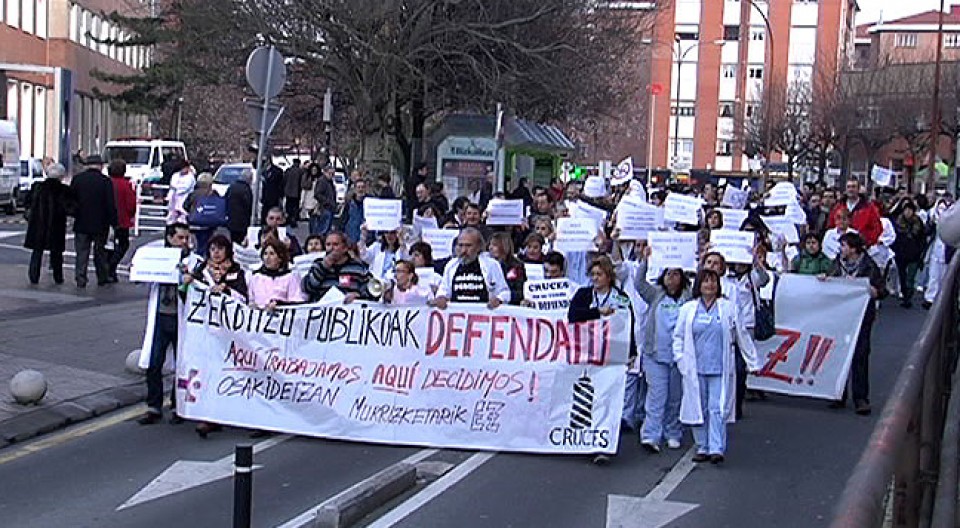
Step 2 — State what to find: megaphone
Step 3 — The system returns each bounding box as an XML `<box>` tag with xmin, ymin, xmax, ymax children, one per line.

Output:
<box><xmin>366</xmin><ymin>278</ymin><xmax>390</xmax><ymax>299</ymax></box>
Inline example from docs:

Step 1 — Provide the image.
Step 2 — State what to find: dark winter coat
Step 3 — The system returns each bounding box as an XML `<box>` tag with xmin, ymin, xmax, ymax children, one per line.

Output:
<box><xmin>225</xmin><ymin>180</ymin><xmax>253</xmax><ymax>235</ymax></box>
<box><xmin>892</xmin><ymin>215</ymin><xmax>927</xmax><ymax>264</ymax></box>
<box><xmin>70</xmin><ymin>168</ymin><xmax>117</xmax><ymax>235</ymax></box>
<box><xmin>24</xmin><ymin>179</ymin><xmax>74</xmax><ymax>252</ymax></box>
<box><xmin>260</xmin><ymin>164</ymin><xmax>284</xmax><ymax>208</ymax></box>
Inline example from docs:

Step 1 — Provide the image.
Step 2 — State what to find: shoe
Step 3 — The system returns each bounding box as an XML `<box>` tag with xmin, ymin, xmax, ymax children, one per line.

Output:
<box><xmin>854</xmin><ymin>400</ymin><xmax>872</xmax><ymax>415</ymax></box>
<box><xmin>592</xmin><ymin>454</ymin><xmax>611</xmax><ymax>465</ymax></box>
<box><xmin>641</xmin><ymin>441</ymin><xmax>661</xmax><ymax>454</ymax></box>
<box><xmin>922</xmin><ymin>301</ymin><xmax>933</xmax><ymax>310</ymax></box>
<box><xmin>169</xmin><ymin>414</ymin><xmax>184</xmax><ymax>425</ymax></box>
<box><xmin>137</xmin><ymin>412</ymin><xmax>161</xmax><ymax>425</ymax></box>
<box><xmin>195</xmin><ymin>422</ymin><xmax>222</xmax><ymax>439</ymax></box>
<box><xmin>53</xmin><ymin>278</ymin><xmax>64</xmax><ymax>285</ymax></box>
<box><xmin>666</xmin><ymin>439</ymin><xmax>682</xmax><ymax>449</ymax></box>
<box><xmin>828</xmin><ymin>400</ymin><xmax>846</xmax><ymax>409</ymax></box>
<box><xmin>692</xmin><ymin>453</ymin><xmax>710</xmax><ymax>463</ymax></box>
<box><xmin>710</xmin><ymin>454</ymin><xmax>725</xmax><ymax>464</ymax></box>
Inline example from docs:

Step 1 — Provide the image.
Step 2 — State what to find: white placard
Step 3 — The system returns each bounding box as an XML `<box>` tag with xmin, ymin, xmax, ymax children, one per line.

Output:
<box><xmin>555</xmin><ymin>218</ymin><xmax>600</xmax><ymax>253</ymax></box>
<box><xmin>628</xmin><ymin>180</ymin><xmax>647</xmax><ymax>201</ymax></box>
<box><xmin>524</xmin><ymin>263</ymin><xmax>546</xmax><ymax>281</ymax></box>
<box><xmin>721</xmin><ymin>187</ymin><xmax>749</xmax><ymax>209</ymax></box>
<box><xmin>485</xmin><ymin>199</ymin><xmax>525</xmax><ymax>226</ymax></box>
<box><xmin>662</xmin><ymin>194</ymin><xmax>702</xmax><ymax>225</ymax></box>
<box><xmin>363</xmin><ymin>198</ymin><xmax>403</xmax><ymax>231</ymax></box>
<box><xmin>413</xmin><ymin>213</ymin><xmax>439</xmax><ymax>233</ymax></box>
<box><xmin>421</xmin><ymin>228</ymin><xmax>459</xmax><ymax>260</ymax></box>
<box><xmin>572</xmin><ymin>200</ymin><xmax>609</xmax><ymax>226</ymax></box>
<box><xmin>584</xmin><ymin>176</ymin><xmax>607</xmax><ymax>198</ymax></box>
<box><xmin>765</xmin><ymin>182</ymin><xmax>799</xmax><ymax>207</ymax></box>
<box><xmin>871</xmin><ymin>165</ymin><xmax>894</xmax><ymax>187</ymax></box>
<box><xmin>710</xmin><ymin>229</ymin><xmax>755</xmax><ymax>265</ymax></box>
<box><xmin>761</xmin><ymin>215</ymin><xmax>801</xmax><ymax>244</ymax></box>
<box><xmin>130</xmin><ymin>247</ymin><xmax>184</xmax><ymax>284</ymax></box>
<box><xmin>785</xmin><ymin>202</ymin><xmax>808</xmax><ymax>225</ymax></box>
<box><xmin>616</xmin><ymin>201</ymin><xmax>661</xmax><ymax>240</ymax></box>
<box><xmin>523</xmin><ymin>278</ymin><xmax>575</xmax><ymax>311</ymax></box>
<box><xmin>611</xmin><ymin>157</ymin><xmax>634</xmax><ymax>186</ymax></box>
<box><xmin>415</xmin><ymin>267</ymin><xmax>441</xmax><ymax>289</ymax></box>
<box><xmin>717</xmin><ymin>208</ymin><xmax>749</xmax><ymax>230</ymax></box>
<box><xmin>648</xmin><ymin>232</ymin><xmax>698</xmax><ymax>271</ymax></box>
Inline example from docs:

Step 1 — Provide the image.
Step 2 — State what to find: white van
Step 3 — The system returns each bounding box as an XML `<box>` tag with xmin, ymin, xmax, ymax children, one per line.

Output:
<box><xmin>102</xmin><ymin>138</ymin><xmax>187</xmax><ymax>183</ymax></box>
<box><xmin>0</xmin><ymin>120</ymin><xmax>20</xmax><ymax>214</ymax></box>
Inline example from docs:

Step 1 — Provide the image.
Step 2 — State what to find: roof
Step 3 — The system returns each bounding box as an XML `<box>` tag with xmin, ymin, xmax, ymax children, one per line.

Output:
<box><xmin>861</xmin><ymin>5</ymin><xmax>960</xmax><ymax>34</ymax></box>
<box><xmin>429</xmin><ymin>114</ymin><xmax>576</xmax><ymax>155</ymax></box>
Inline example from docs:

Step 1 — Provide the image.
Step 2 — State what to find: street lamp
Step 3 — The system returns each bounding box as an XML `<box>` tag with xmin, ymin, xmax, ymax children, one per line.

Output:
<box><xmin>671</xmin><ymin>38</ymin><xmax>726</xmax><ymax>169</ymax></box>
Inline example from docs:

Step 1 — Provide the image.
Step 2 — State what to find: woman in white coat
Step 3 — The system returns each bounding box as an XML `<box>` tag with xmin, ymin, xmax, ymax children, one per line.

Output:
<box><xmin>672</xmin><ymin>268</ymin><xmax>760</xmax><ymax>464</ymax></box>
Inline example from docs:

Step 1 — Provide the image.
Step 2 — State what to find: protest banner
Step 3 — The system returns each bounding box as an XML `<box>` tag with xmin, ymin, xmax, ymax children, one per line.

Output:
<box><xmin>765</xmin><ymin>182</ymin><xmax>799</xmax><ymax>207</ymax></box>
<box><xmin>648</xmin><ymin>232</ymin><xmax>698</xmax><ymax>271</ymax></box>
<box><xmin>555</xmin><ymin>218</ymin><xmax>600</xmax><ymax>253</ymax></box>
<box><xmin>611</xmin><ymin>157</ymin><xmax>634</xmax><ymax>186</ymax></box>
<box><xmin>663</xmin><ymin>194</ymin><xmax>702</xmax><ymax>225</ymax></box>
<box><xmin>130</xmin><ymin>247</ymin><xmax>184</xmax><ymax>284</ymax></box>
<box><xmin>176</xmin><ymin>288</ymin><xmax>631</xmax><ymax>454</ymax></box>
<box><xmin>583</xmin><ymin>176</ymin><xmax>607</xmax><ymax>198</ymax></box>
<box><xmin>616</xmin><ymin>201</ymin><xmax>660</xmax><ymax>240</ymax></box>
<box><xmin>761</xmin><ymin>215</ymin><xmax>801</xmax><ymax>243</ymax></box>
<box><xmin>363</xmin><ymin>198</ymin><xmax>403</xmax><ymax>231</ymax></box>
<box><xmin>748</xmin><ymin>274</ymin><xmax>871</xmax><ymax>400</ymax></box>
<box><xmin>717</xmin><ymin>208</ymin><xmax>749</xmax><ymax>230</ymax></box>
<box><xmin>721</xmin><ymin>187</ymin><xmax>749</xmax><ymax>209</ymax></box>
<box><xmin>421</xmin><ymin>228</ymin><xmax>459</xmax><ymax>260</ymax></box>
<box><xmin>524</xmin><ymin>263</ymin><xmax>545</xmax><ymax>281</ymax></box>
<box><xmin>523</xmin><ymin>278</ymin><xmax>575</xmax><ymax>311</ymax></box>
<box><xmin>710</xmin><ymin>229</ymin><xmax>755</xmax><ymax>265</ymax></box>
<box><xmin>485</xmin><ymin>199</ymin><xmax>525</xmax><ymax>226</ymax></box>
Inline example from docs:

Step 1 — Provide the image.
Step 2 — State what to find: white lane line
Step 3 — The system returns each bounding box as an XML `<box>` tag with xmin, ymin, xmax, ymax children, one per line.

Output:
<box><xmin>276</xmin><ymin>448</ymin><xmax>440</xmax><ymax>528</ymax></box>
<box><xmin>647</xmin><ymin>447</ymin><xmax>697</xmax><ymax>501</ymax></box>
<box><xmin>0</xmin><ymin>231</ymin><xmax>22</xmax><ymax>240</ymax></box>
<box><xmin>367</xmin><ymin>452</ymin><xmax>496</xmax><ymax>528</ymax></box>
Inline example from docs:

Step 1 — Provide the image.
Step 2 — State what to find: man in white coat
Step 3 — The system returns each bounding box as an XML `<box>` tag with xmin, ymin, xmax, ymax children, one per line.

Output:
<box><xmin>432</xmin><ymin>227</ymin><xmax>510</xmax><ymax>309</ymax></box>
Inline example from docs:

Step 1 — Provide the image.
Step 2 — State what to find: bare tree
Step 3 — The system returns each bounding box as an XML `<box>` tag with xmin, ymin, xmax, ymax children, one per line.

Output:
<box><xmin>743</xmin><ymin>78</ymin><xmax>816</xmax><ymax>181</ymax></box>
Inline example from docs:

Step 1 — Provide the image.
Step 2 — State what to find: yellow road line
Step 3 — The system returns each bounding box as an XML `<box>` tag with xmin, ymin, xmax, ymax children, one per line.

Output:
<box><xmin>0</xmin><ymin>406</ymin><xmax>144</xmax><ymax>465</ymax></box>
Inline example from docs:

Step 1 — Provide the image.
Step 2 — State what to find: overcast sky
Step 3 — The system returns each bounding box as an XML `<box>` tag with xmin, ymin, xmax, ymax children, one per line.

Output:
<box><xmin>858</xmin><ymin>0</ymin><xmax>951</xmax><ymax>25</ymax></box>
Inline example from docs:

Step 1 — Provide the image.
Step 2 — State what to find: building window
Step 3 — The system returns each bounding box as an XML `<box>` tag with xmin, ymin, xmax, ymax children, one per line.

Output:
<box><xmin>722</xmin><ymin>64</ymin><xmax>737</xmax><ymax>78</ymax></box>
<box><xmin>746</xmin><ymin>104</ymin><xmax>757</xmax><ymax>118</ymax></box>
<box><xmin>671</xmin><ymin>105</ymin><xmax>695</xmax><ymax>117</ymax></box>
<box><xmin>717</xmin><ymin>140</ymin><xmax>733</xmax><ymax>156</ymax></box>
<box><xmin>751</xmin><ymin>29</ymin><xmax>766</xmax><ymax>41</ymax></box>
<box><xmin>675</xmin><ymin>31</ymin><xmax>699</xmax><ymax>41</ymax></box>
<box><xmin>895</xmin><ymin>33</ymin><xmax>918</xmax><ymax>48</ymax></box>
<box><xmin>720</xmin><ymin>102</ymin><xmax>734</xmax><ymax>118</ymax></box>
<box><xmin>69</xmin><ymin>3</ymin><xmax>79</xmax><ymax>41</ymax></box>
<box><xmin>723</xmin><ymin>25</ymin><xmax>740</xmax><ymax>41</ymax></box>
<box><xmin>748</xmin><ymin>66</ymin><xmax>764</xmax><ymax>79</ymax></box>
<box><xmin>945</xmin><ymin>33</ymin><xmax>960</xmax><ymax>48</ymax></box>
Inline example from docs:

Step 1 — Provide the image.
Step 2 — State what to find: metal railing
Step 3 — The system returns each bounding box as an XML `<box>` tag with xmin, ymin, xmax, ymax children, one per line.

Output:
<box><xmin>831</xmin><ymin>254</ymin><xmax>960</xmax><ymax>528</ymax></box>
<box><xmin>133</xmin><ymin>181</ymin><xmax>169</xmax><ymax>237</ymax></box>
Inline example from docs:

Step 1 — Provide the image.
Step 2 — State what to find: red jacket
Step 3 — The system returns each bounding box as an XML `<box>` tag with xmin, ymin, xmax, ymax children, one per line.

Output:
<box><xmin>111</xmin><ymin>176</ymin><xmax>137</xmax><ymax>229</ymax></box>
<box><xmin>827</xmin><ymin>196</ymin><xmax>883</xmax><ymax>246</ymax></box>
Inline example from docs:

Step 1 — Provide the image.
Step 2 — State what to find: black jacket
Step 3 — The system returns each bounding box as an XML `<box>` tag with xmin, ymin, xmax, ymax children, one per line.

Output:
<box><xmin>893</xmin><ymin>215</ymin><xmax>927</xmax><ymax>264</ymax></box>
<box><xmin>225</xmin><ymin>180</ymin><xmax>253</xmax><ymax>234</ymax></box>
<box><xmin>830</xmin><ymin>254</ymin><xmax>887</xmax><ymax>322</ymax></box>
<box><xmin>70</xmin><ymin>168</ymin><xmax>117</xmax><ymax>235</ymax></box>
<box><xmin>260</xmin><ymin>164</ymin><xmax>284</xmax><ymax>206</ymax></box>
<box><xmin>24</xmin><ymin>179</ymin><xmax>75</xmax><ymax>252</ymax></box>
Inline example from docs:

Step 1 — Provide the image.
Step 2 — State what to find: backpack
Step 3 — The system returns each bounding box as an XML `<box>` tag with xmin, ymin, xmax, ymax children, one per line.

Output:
<box><xmin>188</xmin><ymin>194</ymin><xmax>228</xmax><ymax>228</ymax></box>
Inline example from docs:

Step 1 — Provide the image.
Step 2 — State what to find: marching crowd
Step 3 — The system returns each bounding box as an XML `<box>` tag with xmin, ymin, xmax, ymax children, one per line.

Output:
<box><xmin>20</xmin><ymin>154</ymin><xmax>957</xmax><ymax>464</ymax></box>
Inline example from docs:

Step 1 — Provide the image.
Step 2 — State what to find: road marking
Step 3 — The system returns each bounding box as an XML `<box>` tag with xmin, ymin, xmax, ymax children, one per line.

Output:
<box><xmin>0</xmin><ymin>231</ymin><xmax>22</xmax><ymax>240</ymax></box>
<box><xmin>276</xmin><ymin>448</ymin><xmax>440</xmax><ymax>528</ymax></box>
<box><xmin>117</xmin><ymin>434</ymin><xmax>293</xmax><ymax>510</ymax></box>
<box><xmin>0</xmin><ymin>406</ymin><xmax>144</xmax><ymax>466</ymax></box>
<box><xmin>605</xmin><ymin>447</ymin><xmax>700</xmax><ymax>528</ymax></box>
<box><xmin>366</xmin><ymin>452</ymin><xmax>496</xmax><ymax>528</ymax></box>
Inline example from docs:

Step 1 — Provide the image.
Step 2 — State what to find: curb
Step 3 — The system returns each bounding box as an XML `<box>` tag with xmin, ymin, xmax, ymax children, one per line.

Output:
<box><xmin>0</xmin><ymin>378</ymin><xmax>150</xmax><ymax>448</ymax></box>
<box><xmin>302</xmin><ymin>462</ymin><xmax>418</xmax><ymax>528</ymax></box>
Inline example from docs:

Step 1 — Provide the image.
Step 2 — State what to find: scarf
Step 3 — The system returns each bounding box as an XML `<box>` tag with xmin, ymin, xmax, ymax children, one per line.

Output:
<box><xmin>254</xmin><ymin>266</ymin><xmax>291</xmax><ymax>278</ymax></box>
<box><xmin>839</xmin><ymin>254</ymin><xmax>863</xmax><ymax>278</ymax></box>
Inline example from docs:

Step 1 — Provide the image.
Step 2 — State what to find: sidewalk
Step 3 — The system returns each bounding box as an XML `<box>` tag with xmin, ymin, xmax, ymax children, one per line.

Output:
<box><xmin>0</xmin><ymin>264</ymin><xmax>152</xmax><ymax>448</ymax></box>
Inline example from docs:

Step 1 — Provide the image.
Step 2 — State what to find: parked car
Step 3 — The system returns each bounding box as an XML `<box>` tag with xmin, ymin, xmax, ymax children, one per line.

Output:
<box><xmin>103</xmin><ymin>138</ymin><xmax>187</xmax><ymax>184</ymax></box>
<box><xmin>0</xmin><ymin>120</ymin><xmax>20</xmax><ymax>214</ymax></box>
<box><xmin>212</xmin><ymin>162</ymin><xmax>255</xmax><ymax>197</ymax></box>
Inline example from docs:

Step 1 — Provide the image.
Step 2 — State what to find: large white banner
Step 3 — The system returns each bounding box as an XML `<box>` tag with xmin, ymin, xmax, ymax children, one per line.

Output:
<box><xmin>176</xmin><ymin>289</ymin><xmax>631</xmax><ymax>454</ymax></box>
<box><xmin>748</xmin><ymin>275</ymin><xmax>871</xmax><ymax>400</ymax></box>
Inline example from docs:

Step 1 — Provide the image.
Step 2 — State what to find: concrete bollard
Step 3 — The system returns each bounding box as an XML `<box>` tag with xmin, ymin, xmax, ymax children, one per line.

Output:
<box><xmin>10</xmin><ymin>370</ymin><xmax>48</xmax><ymax>405</ymax></box>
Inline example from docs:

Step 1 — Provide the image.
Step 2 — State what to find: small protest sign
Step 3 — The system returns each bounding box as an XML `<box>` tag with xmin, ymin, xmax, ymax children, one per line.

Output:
<box><xmin>710</xmin><ymin>229</ymin><xmax>755</xmax><ymax>265</ymax></box>
<box><xmin>555</xmin><ymin>218</ymin><xmax>600</xmax><ymax>253</ymax></box>
<box><xmin>663</xmin><ymin>194</ymin><xmax>702</xmax><ymax>225</ymax></box>
<box><xmin>523</xmin><ymin>278</ymin><xmax>575</xmax><ymax>311</ymax></box>
<box><xmin>363</xmin><ymin>198</ymin><xmax>403</xmax><ymax>231</ymax></box>
<box><xmin>485</xmin><ymin>199</ymin><xmax>525</xmax><ymax>225</ymax></box>
<box><xmin>649</xmin><ymin>232</ymin><xmax>698</xmax><ymax>271</ymax></box>
<box><xmin>421</xmin><ymin>228</ymin><xmax>459</xmax><ymax>260</ymax></box>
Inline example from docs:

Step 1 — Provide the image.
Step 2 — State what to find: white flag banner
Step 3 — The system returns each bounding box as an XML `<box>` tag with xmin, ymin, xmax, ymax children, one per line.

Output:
<box><xmin>648</xmin><ymin>232</ymin><xmax>698</xmax><ymax>272</ymax></box>
<box><xmin>616</xmin><ymin>201</ymin><xmax>661</xmax><ymax>240</ymax></box>
<box><xmin>523</xmin><ymin>278</ymin><xmax>576</xmax><ymax>311</ymax></box>
<box><xmin>710</xmin><ymin>229</ymin><xmax>755</xmax><ymax>265</ymax></box>
<box><xmin>761</xmin><ymin>215</ymin><xmax>801</xmax><ymax>244</ymax></box>
<box><xmin>485</xmin><ymin>199</ymin><xmax>525</xmax><ymax>226</ymax></box>
<box><xmin>717</xmin><ymin>208</ymin><xmax>749</xmax><ymax>230</ymax></box>
<box><xmin>176</xmin><ymin>288</ymin><xmax>630</xmax><ymax>454</ymax></box>
<box><xmin>611</xmin><ymin>157</ymin><xmax>634</xmax><ymax>186</ymax></box>
<box><xmin>363</xmin><ymin>198</ymin><xmax>403</xmax><ymax>231</ymax></box>
<box><xmin>765</xmin><ymin>182</ymin><xmax>800</xmax><ymax>207</ymax></box>
<box><xmin>421</xmin><ymin>228</ymin><xmax>459</xmax><ymax>260</ymax></box>
<box><xmin>555</xmin><ymin>218</ymin><xmax>600</xmax><ymax>253</ymax></box>
<box><xmin>748</xmin><ymin>275</ymin><xmax>871</xmax><ymax>400</ymax></box>
<box><xmin>871</xmin><ymin>166</ymin><xmax>894</xmax><ymax>187</ymax></box>
<box><xmin>721</xmin><ymin>187</ymin><xmax>749</xmax><ymax>209</ymax></box>
<box><xmin>663</xmin><ymin>193</ymin><xmax>702</xmax><ymax>225</ymax></box>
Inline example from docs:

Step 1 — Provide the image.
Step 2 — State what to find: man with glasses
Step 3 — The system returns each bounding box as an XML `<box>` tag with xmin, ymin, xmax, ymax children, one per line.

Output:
<box><xmin>432</xmin><ymin>227</ymin><xmax>509</xmax><ymax>309</ymax></box>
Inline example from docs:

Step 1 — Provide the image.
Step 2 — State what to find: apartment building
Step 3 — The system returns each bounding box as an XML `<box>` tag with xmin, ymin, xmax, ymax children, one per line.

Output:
<box><xmin>855</xmin><ymin>6</ymin><xmax>960</xmax><ymax>69</ymax></box>
<box><xmin>1</xmin><ymin>0</ymin><xmax>151</xmax><ymax>163</ymax></box>
<box><xmin>645</xmin><ymin>0</ymin><xmax>858</xmax><ymax>174</ymax></box>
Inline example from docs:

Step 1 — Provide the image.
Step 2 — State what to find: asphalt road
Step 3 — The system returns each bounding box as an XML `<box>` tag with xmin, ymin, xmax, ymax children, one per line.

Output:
<box><xmin>0</xmin><ymin>211</ymin><xmax>932</xmax><ymax>528</ymax></box>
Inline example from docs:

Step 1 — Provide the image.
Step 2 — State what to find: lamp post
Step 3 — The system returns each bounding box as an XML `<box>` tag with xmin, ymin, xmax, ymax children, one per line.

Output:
<box><xmin>671</xmin><ymin>38</ymin><xmax>726</xmax><ymax>171</ymax></box>
<box><xmin>738</xmin><ymin>0</ymin><xmax>776</xmax><ymax>189</ymax></box>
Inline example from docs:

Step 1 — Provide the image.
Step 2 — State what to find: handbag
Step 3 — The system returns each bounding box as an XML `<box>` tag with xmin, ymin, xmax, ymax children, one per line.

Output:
<box><xmin>749</xmin><ymin>273</ymin><xmax>777</xmax><ymax>341</ymax></box>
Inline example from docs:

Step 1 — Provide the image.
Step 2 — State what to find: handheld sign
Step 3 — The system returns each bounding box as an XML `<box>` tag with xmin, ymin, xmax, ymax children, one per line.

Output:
<box><xmin>616</xmin><ymin>201</ymin><xmax>660</xmax><ymax>240</ymax></box>
<box><xmin>412</xmin><ymin>213</ymin><xmax>439</xmax><ymax>233</ymax></box>
<box><xmin>363</xmin><ymin>198</ymin><xmax>402</xmax><ymax>231</ymax></box>
<box><xmin>710</xmin><ymin>229</ymin><xmax>755</xmax><ymax>265</ymax></box>
<box><xmin>555</xmin><ymin>218</ymin><xmax>600</xmax><ymax>253</ymax></box>
<box><xmin>485</xmin><ymin>199</ymin><xmax>525</xmax><ymax>226</ymax></box>
<box><xmin>523</xmin><ymin>278</ymin><xmax>574</xmax><ymax>311</ymax></box>
<box><xmin>761</xmin><ymin>215</ymin><xmax>801</xmax><ymax>244</ymax></box>
<box><xmin>421</xmin><ymin>228</ymin><xmax>459</xmax><ymax>260</ymax></box>
<box><xmin>663</xmin><ymin>194</ymin><xmax>702</xmax><ymax>225</ymax></box>
<box><xmin>721</xmin><ymin>187</ymin><xmax>749</xmax><ymax>209</ymax></box>
<box><xmin>716</xmin><ymin>208</ymin><xmax>749</xmax><ymax>230</ymax></box>
<box><xmin>649</xmin><ymin>232</ymin><xmax>698</xmax><ymax>272</ymax></box>
<box><xmin>524</xmin><ymin>263</ymin><xmax>546</xmax><ymax>281</ymax></box>
<box><xmin>583</xmin><ymin>176</ymin><xmax>607</xmax><ymax>198</ymax></box>
<box><xmin>130</xmin><ymin>247</ymin><xmax>184</xmax><ymax>284</ymax></box>
<box><xmin>572</xmin><ymin>200</ymin><xmax>609</xmax><ymax>226</ymax></box>
<box><xmin>765</xmin><ymin>182</ymin><xmax>799</xmax><ymax>207</ymax></box>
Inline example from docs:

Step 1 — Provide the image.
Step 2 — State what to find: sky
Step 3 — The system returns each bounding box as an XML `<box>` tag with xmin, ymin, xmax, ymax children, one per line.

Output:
<box><xmin>858</xmin><ymin>0</ymin><xmax>951</xmax><ymax>25</ymax></box>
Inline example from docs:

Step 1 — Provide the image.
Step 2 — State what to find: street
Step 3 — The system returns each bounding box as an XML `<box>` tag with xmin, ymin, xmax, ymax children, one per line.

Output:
<box><xmin>0</xmin><ymin>214</ymin><xmax>929</xmax><ymax>528</ymax></box>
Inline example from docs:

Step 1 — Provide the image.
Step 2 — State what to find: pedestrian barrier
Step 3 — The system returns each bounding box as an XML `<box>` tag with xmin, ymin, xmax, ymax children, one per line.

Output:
<box><xmin>830</xmin><ymin>254</ymin><xmax>960</xmax><ymax>528</ymax></box>
<box><xmin>134</xmin><ymin>181</ymin><xmax>169</xmax><ymax>237</ymax></box>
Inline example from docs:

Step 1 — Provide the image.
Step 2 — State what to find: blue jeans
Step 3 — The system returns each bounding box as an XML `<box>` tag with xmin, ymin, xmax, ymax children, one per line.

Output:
<box><xmin>310</xmin><ymin>209</ymin><xmax>333</xmax><ymax>236</ymax></box>
<box><xmin>692</xmin><ymin>374</ymin><xmax>726</xmax><ymax>455</ymax></box>
<box><xmin>641</xmin><ymin>359</ymin><xmax>683</xmax><ymax>444</ymax></box>
<box><xmin>145</xmin><ymin>314</ymin><xmax>178</xmax><ymax>415</ymax></box>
